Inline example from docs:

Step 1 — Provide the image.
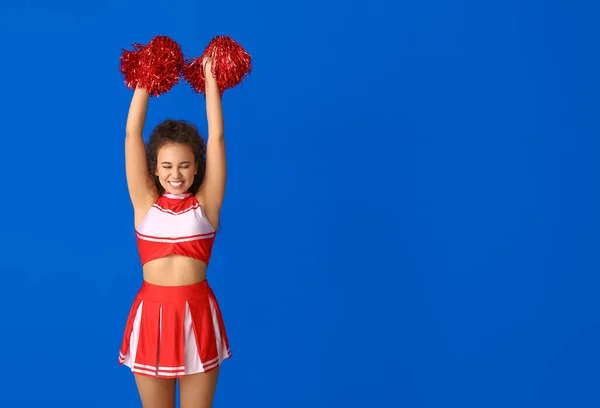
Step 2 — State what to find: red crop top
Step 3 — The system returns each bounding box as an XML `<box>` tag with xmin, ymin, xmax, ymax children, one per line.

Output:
<box><xmin>135</xmin><ymin>192</ymin><xmax>216</xmax><ymax>266</ymax></box>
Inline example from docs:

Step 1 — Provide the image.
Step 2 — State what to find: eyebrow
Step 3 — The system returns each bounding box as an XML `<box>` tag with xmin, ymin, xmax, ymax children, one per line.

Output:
<box><xmin>160</xmin><ymin>161</ymin><xmax>192</xmax><ymax>165</ymax></box>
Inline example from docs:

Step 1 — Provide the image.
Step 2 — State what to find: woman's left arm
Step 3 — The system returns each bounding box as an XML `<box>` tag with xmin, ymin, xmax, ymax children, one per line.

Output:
<box><xmin>197</xmin><ymin>57</ymin><xmax>226</xmax><ymax>228</ymax></box>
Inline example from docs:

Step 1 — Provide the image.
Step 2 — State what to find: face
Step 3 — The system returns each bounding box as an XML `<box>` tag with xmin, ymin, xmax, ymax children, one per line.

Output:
<box><xmin>155</xmin><ymin>143</ymin><xmax>197</xmax><ymax>194</ymax></box>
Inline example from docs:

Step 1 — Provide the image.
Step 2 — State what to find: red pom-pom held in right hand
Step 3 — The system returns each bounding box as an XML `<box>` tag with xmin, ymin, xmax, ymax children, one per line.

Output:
<box><xmin>120</xmin><ymin>43</ymin><xmax>146</xmax><ymax>91</ymax></box>
<box><xmin>120</xmin><ymin>35</ymin><xmax>185</xmax><ymax>97</ymax></box>
<box><xmin>182</xmin><ymin>35</ymin><xmax>252</xmax><ymax>95</ymax></box>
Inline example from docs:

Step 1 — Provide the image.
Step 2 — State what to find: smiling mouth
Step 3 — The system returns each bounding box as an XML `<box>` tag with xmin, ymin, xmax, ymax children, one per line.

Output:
<box><xmin>168</xmin><ymin>181</ymin><xmax>183</xmax><ymax>188</ymax></box>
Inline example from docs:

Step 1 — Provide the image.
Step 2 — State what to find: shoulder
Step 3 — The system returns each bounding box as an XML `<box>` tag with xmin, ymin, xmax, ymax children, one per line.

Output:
<box><xmin>194</xmin><ymin>192</ymin><xmax>219</xmax><ymax>230</ymax></box>
<box><xmin>134</xmin><ymin>194</ymin><xmax>160</xmax><ymax>229</ymax></box>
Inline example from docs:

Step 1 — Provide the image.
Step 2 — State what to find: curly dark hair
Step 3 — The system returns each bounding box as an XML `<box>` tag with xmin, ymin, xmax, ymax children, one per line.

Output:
<box><xmin>146</xmin><ymin>119</ymin><xmax>207</xmax><ymax>195</ymax></box>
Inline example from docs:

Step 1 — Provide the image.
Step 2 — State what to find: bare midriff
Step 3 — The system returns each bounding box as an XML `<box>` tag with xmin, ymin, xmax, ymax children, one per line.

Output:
<box><xmin>142</xmin><ymin>255</ymin><xmax>208</xmax><ymax>286</ymax></box>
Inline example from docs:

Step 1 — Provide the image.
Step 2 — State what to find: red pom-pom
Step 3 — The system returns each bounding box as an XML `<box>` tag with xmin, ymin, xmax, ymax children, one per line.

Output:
<box><xmin>182</xmin><ymin>35</ymin><xmax>252</xmax><ymax>95</ymax></box>
<box><xmin>120</xmin><ymin>35</ymin><xmax>184</xmax><ymax>97</ymax></box>
<box><xmin>181</xmin><ymin>58</ymin><xmax>206</xmax><ymax>94</ymax></box>
<box><xmin>119</xmin><ymin>43</ymin><xmax>146</xmax><ymax>90</ymax></box>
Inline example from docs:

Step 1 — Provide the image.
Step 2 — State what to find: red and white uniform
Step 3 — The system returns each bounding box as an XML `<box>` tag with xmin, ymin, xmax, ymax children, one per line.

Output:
<box><xmin>136</xmin><ymin>192</ymin><xmax>217</xmax><ymax>266</ymax></box>
<box><xmin>118</xmin><ymin>191</ymin><xmax>231</xmax><ymax>378</ymax></box>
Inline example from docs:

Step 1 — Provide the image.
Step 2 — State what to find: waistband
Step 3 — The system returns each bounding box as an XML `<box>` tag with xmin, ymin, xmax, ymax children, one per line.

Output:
<box><xmin>136</xmin><ymin>280</ymin><xmax>213</xmax><ymax>303</ymax></box>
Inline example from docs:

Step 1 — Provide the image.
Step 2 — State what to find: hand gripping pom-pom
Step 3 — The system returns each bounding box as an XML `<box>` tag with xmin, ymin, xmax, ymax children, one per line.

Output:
<box><xmin>182</xmin><ymin>35</ymin><xmax>252</xmax><ymax>95</ymax></box>
<box><xmin>119</xmin><ymin>35</ymin><xmax>185</xmax><ymax>97</ymax></box>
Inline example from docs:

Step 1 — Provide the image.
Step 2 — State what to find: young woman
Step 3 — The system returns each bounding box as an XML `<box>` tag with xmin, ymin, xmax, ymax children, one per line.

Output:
<box><xmin>118</xmin><ymin>56</ymin><xmax>231</xmax><ymax>408</ymax></box>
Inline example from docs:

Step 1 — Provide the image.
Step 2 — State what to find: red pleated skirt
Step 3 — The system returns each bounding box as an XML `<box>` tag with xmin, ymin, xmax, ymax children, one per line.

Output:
<box><xmin>118</xmin><ymin>280</ymin><xmax>231</xmax><ymax>378</ymax></box>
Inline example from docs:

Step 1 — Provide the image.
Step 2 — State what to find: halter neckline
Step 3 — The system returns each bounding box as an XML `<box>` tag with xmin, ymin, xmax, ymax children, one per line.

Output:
<box><xmin>162</xmin><ymin>191</ymin><xmax>192</xmax><ymax>199</ymax></box>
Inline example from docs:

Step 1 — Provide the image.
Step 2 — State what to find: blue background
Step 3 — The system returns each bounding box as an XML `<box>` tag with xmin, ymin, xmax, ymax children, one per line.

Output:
<box><xmin>0</xmin><ymin>0</ymin><xmax>598</xmax><ymax>407</ymax></box>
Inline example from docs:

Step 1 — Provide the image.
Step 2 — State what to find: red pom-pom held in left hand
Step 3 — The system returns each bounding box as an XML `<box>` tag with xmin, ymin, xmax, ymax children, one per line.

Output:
<box><xmin>120</xmin><ymin>35</ymin><xmax>185</xmax><ymax>97</ymax></box>
<box><xmin>182</xmin><ymin>35</ymin><xmax>252</xmax><ymax>95</ymax></box>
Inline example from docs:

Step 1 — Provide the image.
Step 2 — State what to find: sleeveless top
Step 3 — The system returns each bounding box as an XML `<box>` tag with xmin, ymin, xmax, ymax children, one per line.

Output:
<box><xmin>135</xmin><ymin>191</ymin><xmax>216</xmax><ymax>266</ymax></box>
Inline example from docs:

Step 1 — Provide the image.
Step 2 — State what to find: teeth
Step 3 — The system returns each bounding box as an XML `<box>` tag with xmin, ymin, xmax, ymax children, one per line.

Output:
<box><xmin>169</xmin><ymin>181</ymin><xmax>183</xmax><ymax>187</ymax></box>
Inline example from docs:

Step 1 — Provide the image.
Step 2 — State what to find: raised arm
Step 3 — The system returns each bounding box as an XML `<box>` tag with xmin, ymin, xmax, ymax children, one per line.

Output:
<box><xmin>125</xmin><ymin>87</ymin><xmax>158</xmax><ymax>214</ymax></box>
<box><xmin>196</xmin><ymin>57</ymin><xmax>226</xmax><ymax>228</ymax></box>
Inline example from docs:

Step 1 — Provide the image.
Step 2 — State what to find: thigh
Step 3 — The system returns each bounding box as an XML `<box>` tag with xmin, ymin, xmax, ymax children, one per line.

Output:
<box><xmin>179</xmin><ymin>368</ymin><xmax>220</xmax><ymax>408</ymax></box>
<box><xmin>134</xmin><ymin>374</ymin><xmax>177</xmax><ymax>408</ymax></box>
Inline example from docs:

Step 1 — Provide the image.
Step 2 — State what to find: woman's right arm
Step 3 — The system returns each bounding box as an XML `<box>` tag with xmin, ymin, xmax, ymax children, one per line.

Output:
<box><xmin>125</xmin><ymin>87</ymin><xmax>158</xmax><ymax>211</ymax></box>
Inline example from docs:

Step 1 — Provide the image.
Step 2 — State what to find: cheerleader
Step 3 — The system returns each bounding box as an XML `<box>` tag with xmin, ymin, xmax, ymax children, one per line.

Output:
<box><xmin>117</xmin><ymin>36</ymin><xmax>251</xmax><ymax>408</ymax></box>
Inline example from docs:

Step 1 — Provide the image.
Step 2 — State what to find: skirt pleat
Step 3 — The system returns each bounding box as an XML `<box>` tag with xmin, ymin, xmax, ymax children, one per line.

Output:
<box><xmin>118</xmin><ymin>280</ymin><xmax>231</xmax><ymax>378</ymax></box>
